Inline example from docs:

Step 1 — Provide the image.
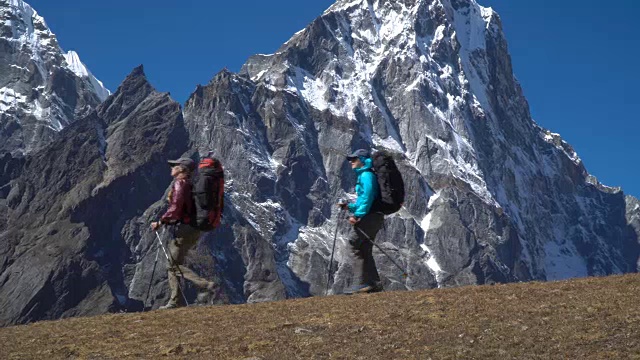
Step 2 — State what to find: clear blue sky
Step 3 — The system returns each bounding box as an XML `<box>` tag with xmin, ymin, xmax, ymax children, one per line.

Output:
<box><xmin>28</xmin><ymin>0</ymin><xmax>640</xmax><ymax>198</ymax></box>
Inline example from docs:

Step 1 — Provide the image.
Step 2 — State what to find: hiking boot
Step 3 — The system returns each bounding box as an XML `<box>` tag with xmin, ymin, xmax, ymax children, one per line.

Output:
<box><xmin>344</xmin><ymin>284</ymin><xmax>372</xmax><ymax>295</ymax></box>
<box><xmin>368</xmin><ymin>282</ymin><xmax>384</xmax><ymax>293</ymax></box>
<box><xmin>344</xmin><ymin>283</ymin><xmax>384</xmax><ymax>295</ymax></box>
<box><xmin>158</xmin><ymin>302</ymin><xmax>182</xmax><ymax>310</ymax></box>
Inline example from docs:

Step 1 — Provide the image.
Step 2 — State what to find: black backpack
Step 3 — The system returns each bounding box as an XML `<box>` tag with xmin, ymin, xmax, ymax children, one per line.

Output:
<box><xmin>371</xmin><ymin>151</ymin><xmax>405</xmax><ymax>215</ymax></box>
<box><xmin>192</xmin><ymin>157</ymin><xmax>224</xmax><ymax>231</ymax></box>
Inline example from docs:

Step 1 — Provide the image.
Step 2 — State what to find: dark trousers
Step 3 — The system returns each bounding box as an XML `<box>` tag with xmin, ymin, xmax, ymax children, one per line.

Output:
<box><xmin>348</xmin><ymin>212</ymin><xmax>384</xmax><ymax>286</ymax></box>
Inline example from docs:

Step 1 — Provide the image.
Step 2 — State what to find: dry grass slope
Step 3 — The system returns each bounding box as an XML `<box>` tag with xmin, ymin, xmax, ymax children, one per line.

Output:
<box><xmin>1</xmin><ymin>274</ymin><xmax>640</xmax><ymax>359</ymax></box>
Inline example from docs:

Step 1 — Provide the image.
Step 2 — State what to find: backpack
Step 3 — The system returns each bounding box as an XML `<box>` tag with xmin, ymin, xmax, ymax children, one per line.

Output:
<box><xmin>192</xmin><ymin>156</ymin><xmax>224</xmax><ymax>231</ymax></box>
<box><xmin>371</xmin><ymin>151</ymin><xmax>405</xmax><ymax>215</ymax></box>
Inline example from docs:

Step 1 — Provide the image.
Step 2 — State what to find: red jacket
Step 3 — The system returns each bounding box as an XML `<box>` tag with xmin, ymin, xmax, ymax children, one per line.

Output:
<box><xmin>160</xmin><ymin>178</ymin><xmax>194</xmax><ymax>225</ymax></box>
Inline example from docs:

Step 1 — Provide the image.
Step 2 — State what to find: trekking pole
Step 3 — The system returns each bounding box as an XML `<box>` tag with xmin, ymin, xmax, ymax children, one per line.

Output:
<box><xmin>143</xmin><ymin>246</ymin><xmax>161</xmax><ymax>310</ymax></box>
<box><xmin>355</xmin><ymin>226</ymin><xmax>409</xmax><ymax>278</ymax></box>
<box><xmin>326</xmin><ymin>204</ymin><xmax>346</xmax><ymax>296</ymax></box>
<box><xmin>155</xmin><ymin>230</ymin><xmax>190</xmax><ymax>307</ymax></box>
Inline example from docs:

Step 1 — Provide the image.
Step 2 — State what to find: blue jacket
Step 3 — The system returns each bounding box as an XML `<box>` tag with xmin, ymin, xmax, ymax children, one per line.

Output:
<box><xmin>348</xmin><ymin>157</ymin><xmax>379</xmax><ymax>218</ymax></box>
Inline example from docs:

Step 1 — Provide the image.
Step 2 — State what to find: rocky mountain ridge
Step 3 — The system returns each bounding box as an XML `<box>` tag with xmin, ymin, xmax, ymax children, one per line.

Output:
<box><xmin>0</xmin><ymin>0</ymin><xmax>638</xmax><ymax>326</ymax></box>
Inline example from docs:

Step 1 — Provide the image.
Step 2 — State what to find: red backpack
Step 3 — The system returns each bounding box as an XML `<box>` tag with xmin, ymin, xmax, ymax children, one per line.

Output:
<box><xmin>192</xmin><ymin>157</ymin><xmax>224</xmax><ymax>231</ymax></box>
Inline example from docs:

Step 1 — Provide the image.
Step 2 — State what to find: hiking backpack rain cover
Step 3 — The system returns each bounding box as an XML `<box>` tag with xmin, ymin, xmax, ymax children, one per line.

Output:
<box><xmin>193</xmin><ymin>157</ymin><xmax>224</xmax><ymax>231</ymax></box>
<box><xmin>371</xmin><ymin>151</ymin><xmax>405</xmax><ymax>215</ymax></box>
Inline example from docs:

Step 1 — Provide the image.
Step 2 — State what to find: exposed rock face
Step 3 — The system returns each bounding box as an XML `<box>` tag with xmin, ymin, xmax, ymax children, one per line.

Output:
<box><xmin>0</xmin><ymin>66</ymin><xmax>188</xmax><ymax>326</ymax></box>
<box><xmin>1</xmin><ymin>0</ymin><xmax>639</xmax><ymax>327</ymax></box>
<box><xmin>0</xmin><ymin>0</ymin><xmax>109</xmax><ymax>155</ymax></box>
<box><xmin>185</xmin><ymin>0</ymin><xmax>640</xmax><ymax>298</ymax></box>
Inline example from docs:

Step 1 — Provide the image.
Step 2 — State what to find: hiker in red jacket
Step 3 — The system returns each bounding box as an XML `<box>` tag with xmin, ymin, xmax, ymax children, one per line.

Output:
<box><xmin>151</xmin><ymin>157</ymin><xmax>217</xmax><ymax>309</ymax></box>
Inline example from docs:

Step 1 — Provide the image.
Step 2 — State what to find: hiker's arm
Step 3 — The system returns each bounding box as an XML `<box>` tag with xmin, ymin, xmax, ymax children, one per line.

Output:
<box><xmin>347</xmin><ymin>194</ymin><xmax>362</xmax><ymax>213</ymax></box>
<box><xmin>161</xmin><ymin>181</ymin><xmax>186</xmax><ymax>224</ymax></box>
<box><xmin>352</xmin><ymin>172</ymin><xmax>376</xmax><ymax>218</ymax></box>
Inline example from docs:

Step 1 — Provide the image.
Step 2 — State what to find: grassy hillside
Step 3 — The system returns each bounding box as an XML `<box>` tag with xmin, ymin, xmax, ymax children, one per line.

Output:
<box><xmin>2</xmin><ymin>274</ymin><xmax>640</xmax><ymax>359</ymax></box>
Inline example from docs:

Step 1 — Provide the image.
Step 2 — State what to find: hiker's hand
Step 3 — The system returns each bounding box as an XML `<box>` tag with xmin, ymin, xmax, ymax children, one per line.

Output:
<box><xmin>337</xmin><ymin>198</ymin><xmax>349</xmax><ymax>210</ymax></box>
<box><xmin>151</xmin><ymin>221</ymin><xmax>161</xmax><ymax>231</ymax></box>
<box><xmin>348</xmin><ymin>216</ymin><xmax>359</xmax><ymax>225</ymax></box>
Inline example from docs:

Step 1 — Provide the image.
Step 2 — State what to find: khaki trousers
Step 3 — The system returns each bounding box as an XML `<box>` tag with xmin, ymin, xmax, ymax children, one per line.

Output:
<box><xmin>166</xmin><ymin>224</ymin><xmax>208</xmax><ymax>305</ymax></box>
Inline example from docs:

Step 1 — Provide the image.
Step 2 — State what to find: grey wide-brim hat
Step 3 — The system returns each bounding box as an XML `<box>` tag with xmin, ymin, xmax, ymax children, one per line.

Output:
<box><xmin>167</xmin><ymin>157</ymin><xmax>195</xmax><ymax>171</ymax></box>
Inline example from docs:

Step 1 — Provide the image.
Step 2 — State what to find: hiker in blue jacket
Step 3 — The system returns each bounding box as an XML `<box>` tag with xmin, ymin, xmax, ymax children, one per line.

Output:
<box><xmin>339</xmin><ymin>149</ymin><xmax>385</xmax><ymax>294</ymax></box>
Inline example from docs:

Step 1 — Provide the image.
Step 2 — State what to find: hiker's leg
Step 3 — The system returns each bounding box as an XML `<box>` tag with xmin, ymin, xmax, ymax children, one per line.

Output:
<box><xmin>358</xmin><ymin>213</ymin><xmax>384</xmax><ymax>286</ymax></box>
<box><xmin>348</xmin><ymin>226</ymin><xmax>366</xmax><ymax>287</ymax></box>
<box><xmin>166</xmin><ymin>235</ymin><xmax>185</xmax><ymax>306</ymax></box>
<box><xmin>173</xmin><ymin>225</ymin><xmax>210</xmax><ymax>289</ymax></box>
<box><xmin>361</xmin><ymin>237</ymin><xmax>379</xmax><ymax>285</ymax></box>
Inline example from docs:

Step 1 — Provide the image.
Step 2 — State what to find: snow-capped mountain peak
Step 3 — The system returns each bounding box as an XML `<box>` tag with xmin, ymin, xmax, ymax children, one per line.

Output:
<box><xmin>2</xmin><ymin>0</ymin><xmax>639</xmax><ymax>326</ymax></box>
<box><xmin>63</xmin><ymin>50</ymin><xmax>89</xmax><ymax>77</ymax></box>
<box><xmin>64</xmin><ymin>51</ymin><xmax>111</xmax><ymax>101</ymax></box>
<box><xmin>0</xmin><ymin>0</ymin><xmax>110</xmax><ymax>154</ymax></box>
<box><xmin>231</xmin><ymin>0</ymin><xmax>640</xmax><ymax>294</ymax></box>
<box><xmin>2</xmin><ymin>0</ymin><xmax>58</xmax><ymax>64</ymax></box>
